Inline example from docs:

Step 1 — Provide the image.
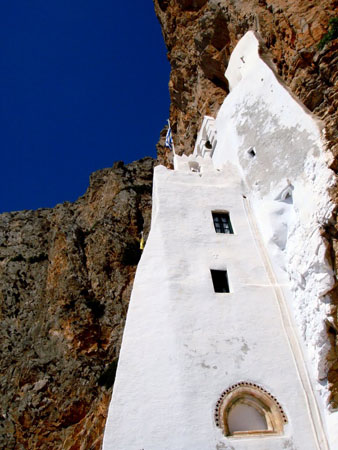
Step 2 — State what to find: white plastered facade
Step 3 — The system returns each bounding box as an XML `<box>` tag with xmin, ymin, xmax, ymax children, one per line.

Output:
<box><xmin>103</xmin><ymin>32</ymin><xmax>337</xmax><ymax>449</ymax></box>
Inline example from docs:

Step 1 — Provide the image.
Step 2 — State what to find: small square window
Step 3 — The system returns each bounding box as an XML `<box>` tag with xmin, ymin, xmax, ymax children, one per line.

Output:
<box><xmin>212</xmin><ymin>212</ymin><xmax>233</xmax><ymax>234</ymax></box>
<box><xmin>247</xmin><ymin>147</ymin><xmax>256</xmax><ymax>157</ymax></box>
<box><xmin>211</xmin><ymin>269</ymin><xmax>230</xmax><ymax>293</ymax></box>
<box><xmin>189</xmin><ymin>161</ymin><xmax>200</xmax><ymax>172</ymax></box>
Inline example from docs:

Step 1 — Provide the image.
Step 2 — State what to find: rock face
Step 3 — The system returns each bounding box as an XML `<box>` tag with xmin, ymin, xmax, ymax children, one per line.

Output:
<box><xmin>1</xmin><ymin>2</ymin><xmax>337</xmax><ymax>448</ymax></box>
<box><xmin>0</xmin><ymin>157</ymin><xmax>154</xmax><ymax>449</ymax></box>
<box><xmin>154</xmin><ymin>0</ymin><xmax>337</xmax><ymax>167</ymax></box>
<box><xmin>153</xmin><ymin>0</ymin><xmax>338</xmax><ymax>408</ymax></box>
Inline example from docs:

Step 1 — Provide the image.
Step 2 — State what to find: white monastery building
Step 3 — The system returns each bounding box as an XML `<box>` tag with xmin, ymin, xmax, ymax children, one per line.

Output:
<box><xmin>103</xmin><ymin>32</ymin><xmax>337</xmax><ymax>449</ymax></box>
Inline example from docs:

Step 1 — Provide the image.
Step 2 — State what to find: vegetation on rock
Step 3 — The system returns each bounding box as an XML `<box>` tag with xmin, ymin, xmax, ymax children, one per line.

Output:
<box><xmin>318</xmin><ymin>17</ymin><xmax>338</xmax><ymax>49</ymax></box>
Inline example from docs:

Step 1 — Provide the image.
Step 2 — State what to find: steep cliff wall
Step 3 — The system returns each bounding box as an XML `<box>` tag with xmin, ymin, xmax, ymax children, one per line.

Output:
<box><xmin>0</xmin><ymin>157</ymin><xmax>154</xmax><ymax>449</ymax></box>
<box><xmin>154</xmin><ymin>0</ymin><xmax>337</xmax><ymax>166</ymax></box>
<box><xmin>1</xmin><ymin>1</ymin><xmax>337</xmax><ymax>448</ymax></box>
<box><xmin>153</xmin><ymin>0</ymin><xmax>338</xmax><ymax>410</ymax></box>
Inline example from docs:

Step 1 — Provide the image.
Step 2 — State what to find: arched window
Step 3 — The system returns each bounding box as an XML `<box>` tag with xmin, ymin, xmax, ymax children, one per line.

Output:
<box><xmin>228</xmin><ymin>400</ymin><xmax>268</xmax><ymax>433</ymax></box>
<box><xmin>215</xmin><ymin>382</ymin><xmax>287</xmax><ymax>437</ymax></box>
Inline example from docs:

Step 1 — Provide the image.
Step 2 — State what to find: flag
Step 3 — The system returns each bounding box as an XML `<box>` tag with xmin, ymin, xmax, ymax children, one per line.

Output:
<box><xmin>140</xmin><ymin>236</ymin><xmax>144</xmax><ymax>250</ymax></box>
<box><xmin>165</xmin><ymin>124</ymin><xmax>173</xmax><ymax>150</ymax></box>
<box><xmin>140</xmin><ymin>231</ymin><xmax>144</xmax><ymax>250</ymax></box>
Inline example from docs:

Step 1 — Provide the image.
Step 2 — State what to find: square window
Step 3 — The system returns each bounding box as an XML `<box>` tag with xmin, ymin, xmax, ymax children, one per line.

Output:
<box><xmin>212</xmin><ymin>212</ymin><xmax>233</xmax><ymax>234</ymax></box>
<box><xmin>211</xmin><ymin>269</ymin><xmax>230</xmax><ymax>293</ymax></box>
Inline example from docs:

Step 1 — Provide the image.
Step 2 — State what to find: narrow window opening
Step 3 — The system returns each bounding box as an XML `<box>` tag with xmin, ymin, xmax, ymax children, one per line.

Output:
<box><xmin>247</xmin><ymin>147</ymin><xmax>256</xmax><ymax>158</ymax></box>
<box><xmin>205</xmin><ymin>140</ymin><xmax>212</xmax><ymax>149</ymax></box>
<box><xmin>212</xmin><ymin>212</ymin><xmax>233</xmax><ymax>234</ymax></box>
<box><xmin>211</xmin><ymin>269</ymin><xmax>230</xmax><ymax>293</ymax></box>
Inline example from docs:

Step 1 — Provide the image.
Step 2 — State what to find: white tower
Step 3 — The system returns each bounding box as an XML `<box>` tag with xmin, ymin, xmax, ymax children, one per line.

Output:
<box><xmin>103</xmin><ymin>32</ymin><xmax>336</xmax><ymax>449</ymax></box>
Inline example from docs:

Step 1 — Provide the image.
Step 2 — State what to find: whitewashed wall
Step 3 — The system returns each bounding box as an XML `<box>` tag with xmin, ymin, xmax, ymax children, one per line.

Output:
<box><xmin>206</xmin><ymin>31</ymin><xmax>336</xmax><ymax>447</ymax></box>
<box><xmin>103</xmin><ymin>159</ymin><xmax>321</xmax><ymax>449</ymax></box>
<box><xmin>102</xmin><ymin>31</ymin><xmax>336</xmax><ymax>449</ymax></box>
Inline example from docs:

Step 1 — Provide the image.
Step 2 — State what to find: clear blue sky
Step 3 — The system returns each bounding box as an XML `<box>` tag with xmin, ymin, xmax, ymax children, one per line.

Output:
<box><xmin>0</xmin><ymin>1</ymin><xmax>170</xmax><ymax>213</ymax></box>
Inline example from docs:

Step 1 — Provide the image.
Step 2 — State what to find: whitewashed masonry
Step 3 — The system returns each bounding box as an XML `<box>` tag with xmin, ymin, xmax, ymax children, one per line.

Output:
<box><xmin>103</xmin><ymin>31</ymin><xmax>336</xmax><ymax>449</ymax></box>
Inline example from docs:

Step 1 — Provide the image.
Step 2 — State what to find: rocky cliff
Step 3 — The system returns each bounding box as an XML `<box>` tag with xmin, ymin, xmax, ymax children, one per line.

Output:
<box><xmin>1</xmin><ymin>1</ymin><xmax>337</xmax><ymax>448</ymax></box>
<box><xmin>153</xmin><ymin>0</ymin><xmax>338</xmax><ymax>409</ymax></box>
<box><xmin>0</xmin><ymin>157</ymin><xmax>154</xmax><ymax>449</ymax></box>
<box><xmin>154</xmin><ymin>0</ymin><xmax>337</xmax><ymax>166</ymax></box>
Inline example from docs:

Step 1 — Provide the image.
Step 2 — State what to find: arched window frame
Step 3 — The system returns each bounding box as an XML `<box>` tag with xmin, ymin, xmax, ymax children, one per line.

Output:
<box><xmin>215</xmin><ymin>382</ymin><xmax>288</xmax><ymax>438</ymax></box>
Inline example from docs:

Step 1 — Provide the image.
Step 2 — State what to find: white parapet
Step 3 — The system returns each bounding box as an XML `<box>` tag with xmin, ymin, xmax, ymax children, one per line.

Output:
<box><xmin>173</xmin><ymin>152</ymin><xmax>214</xmax><ymax>173</ymax></box>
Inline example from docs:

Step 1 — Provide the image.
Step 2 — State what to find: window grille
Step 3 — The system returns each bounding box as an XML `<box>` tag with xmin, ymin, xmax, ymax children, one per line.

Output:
<box><xmin>212</xmin><ymin>212</ymin><xmax>233</xmax><ymax>234</ymax></box>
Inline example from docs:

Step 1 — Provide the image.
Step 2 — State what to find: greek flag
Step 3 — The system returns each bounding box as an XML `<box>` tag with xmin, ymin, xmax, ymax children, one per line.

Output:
<box><xmin>165</xmin><ymin>124</ymin><xmax>173</xmax><ymax>150</ymax></box>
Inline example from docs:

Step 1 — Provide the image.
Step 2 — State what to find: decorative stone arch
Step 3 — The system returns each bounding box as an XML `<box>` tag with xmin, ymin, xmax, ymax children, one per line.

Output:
<box><xmin>214</xmin><ymin>382</ymin><xmax>288</xmax><ymax>437</ymax></box>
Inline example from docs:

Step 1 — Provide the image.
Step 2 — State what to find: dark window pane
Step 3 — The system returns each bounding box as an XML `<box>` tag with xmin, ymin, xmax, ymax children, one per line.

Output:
<box><xmin>212</xmin><ymin>212</ymin><xmax>233</xmax><ymax>234</ymax></box>
<box><xmin>211</xmin><ymin>269</ymin><xmax>230</xmax><ymax>293</ymax></box>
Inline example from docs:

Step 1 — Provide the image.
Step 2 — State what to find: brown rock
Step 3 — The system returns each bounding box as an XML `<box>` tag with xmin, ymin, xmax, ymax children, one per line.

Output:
<box><xmin>154</xmin><ymin>0</ymin><xmax>337</xmax><ymax>165</ymax></box>
<box><xmin>0</xmin><ymin>157</ymin><xmax>155</xmax><ymax>449</ymax></box>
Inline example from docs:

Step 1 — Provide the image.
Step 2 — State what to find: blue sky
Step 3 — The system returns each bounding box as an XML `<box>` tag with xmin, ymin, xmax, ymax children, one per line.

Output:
<box><xmin>0</xmin><ymin>1</ymin><xmax>170</xmax><ymax>212</ymax></box>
